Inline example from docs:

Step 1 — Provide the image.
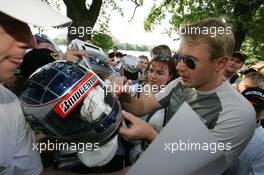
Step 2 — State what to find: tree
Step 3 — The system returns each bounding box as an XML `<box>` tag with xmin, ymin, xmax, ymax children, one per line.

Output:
<box><xmin>91</xmin><ymin>32</ymin><xmax>114</xmax><ymax>52</ymax></box>
<box><xmin>45</xmin><ymin>0</ymin><xmax>122</xmax><ymax>43</ymax></box>
<box><xmin>144</xmin><ymin>0</ymin><xmax>264</xmax><ymax>63</ymax></box>
<box><xmin>63</xmin><ymin>0</ymin><xmax>103</xmax><ymax>42</ymax></box>
<box><xmin>48</xmin><ymin>0</ymin><xmax>145</xmax><ymax>42</ymax></box>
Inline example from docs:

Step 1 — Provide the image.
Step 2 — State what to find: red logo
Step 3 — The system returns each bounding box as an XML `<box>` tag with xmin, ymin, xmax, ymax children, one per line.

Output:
<box><xmin>54</xmin><ymin>72</ymin><xmax>99</xmax><ymax>118</ymax></box>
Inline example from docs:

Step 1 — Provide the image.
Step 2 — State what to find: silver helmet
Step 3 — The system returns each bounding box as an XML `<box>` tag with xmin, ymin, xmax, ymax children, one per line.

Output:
<box><xmin>21</xmin><ymin>60</ymin><xmax>122</xmax><ymax>145</ymax></box>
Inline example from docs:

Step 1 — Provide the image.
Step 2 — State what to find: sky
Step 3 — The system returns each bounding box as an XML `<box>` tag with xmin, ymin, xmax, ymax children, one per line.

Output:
<box><xmin>31</xmin><ymin>0</ymin><xmax>180</xmax><ymax>51</ymax></box>
<box><xmin>107</xmin><ymin>1</ymin><xmax>180</xmax><ymax>50</ymax></box>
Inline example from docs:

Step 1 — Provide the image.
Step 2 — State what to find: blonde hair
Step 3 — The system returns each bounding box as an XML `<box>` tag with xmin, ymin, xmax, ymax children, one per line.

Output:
<box><xmin>180</xmin><ymin>17</ymin><xmax>235</xmax><ymax>60</ymax></box>
<box><xmin>243</xmin><ymin>72</ymin><xmax>264</xmax><ymax>89</ymax></box>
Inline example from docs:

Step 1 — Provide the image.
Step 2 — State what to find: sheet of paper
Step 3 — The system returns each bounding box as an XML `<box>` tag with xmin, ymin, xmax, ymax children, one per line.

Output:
<box><xmin>127</xmin><ymin>102</ymin><xmax>229</xmax><ymax>175</ymax></box>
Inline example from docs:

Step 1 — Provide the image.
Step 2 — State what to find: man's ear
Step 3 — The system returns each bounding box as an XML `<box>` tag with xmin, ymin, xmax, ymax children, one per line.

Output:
<box><xmin>216</xmin><ymin>57</ymin><xmax>229</xmax><ymax>72</ymax></box>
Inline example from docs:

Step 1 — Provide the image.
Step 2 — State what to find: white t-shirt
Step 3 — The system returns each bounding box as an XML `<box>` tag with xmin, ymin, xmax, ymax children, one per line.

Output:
<box><xmin>0</xmin><ymin>85</ymin><xmax>43</xmax><ymax>175</ymax></box>
<box><xmin>155</xmin><ymin>79</ymin><xmax>256</xmax><ymax>163</ymax></box>
<box><xmin>226</xmin><ymin>126</ymin><xmax>264</xmax><ymax>175</ymax></box>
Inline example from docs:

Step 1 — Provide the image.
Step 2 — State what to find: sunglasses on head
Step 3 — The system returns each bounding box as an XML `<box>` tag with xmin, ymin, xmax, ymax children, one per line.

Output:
<box><xmin>241</xmin><ymin>67</ymin><xmax>264</xmax><ymax>76</ymax></box>
<box><xmin>174</xmin><ymin>53</ymin><xmax>198</xmax><ymax>69</ymax></box>
<box><xmin>154</xmin><ymin>55</ymin><xmax>172</xmax><ymax>62</ymax></box>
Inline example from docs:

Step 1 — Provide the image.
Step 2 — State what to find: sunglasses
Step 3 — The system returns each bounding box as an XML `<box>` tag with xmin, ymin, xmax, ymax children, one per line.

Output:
<box><xmin>175</xmin><ymin>53</ymin><xmax>198</xmax><ymax>69</ymax></box>
<box><xmin>175</xmin><ymin>53</ymin><xmax>210</xmax><ymax>70</ymax></box>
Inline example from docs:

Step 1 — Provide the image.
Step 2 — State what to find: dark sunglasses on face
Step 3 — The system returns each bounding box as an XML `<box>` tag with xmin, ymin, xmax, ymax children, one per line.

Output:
<box><xmin>174</xmin><ymin>53</ymin><xmax>198</xmax><ymax>69</ymax></box>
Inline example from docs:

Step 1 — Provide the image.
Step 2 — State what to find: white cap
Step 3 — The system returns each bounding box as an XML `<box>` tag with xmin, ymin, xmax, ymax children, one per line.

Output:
<box><xmin>77</xmin><ymin>136</ymin><xmax>118</xmax><ymax>167</ymax></box>
<box><xmin>0</xmin><ymin>0</ymin><xmax>72</xmax><ymax>27</ymax></box>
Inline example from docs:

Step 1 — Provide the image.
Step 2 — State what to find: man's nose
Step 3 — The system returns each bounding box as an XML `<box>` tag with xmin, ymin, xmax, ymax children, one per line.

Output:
<box><xmin>176</xmin><ymin>59</ymin><xmax>187</xmax><ymax>72</ymax></box>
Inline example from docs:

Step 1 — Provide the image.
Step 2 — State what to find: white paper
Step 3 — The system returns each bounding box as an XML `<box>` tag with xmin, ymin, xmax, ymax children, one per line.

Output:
<box><xmin>127</xmin><ymin>102</ymin><xmax>229</xmax><ymax>175</ymax></box>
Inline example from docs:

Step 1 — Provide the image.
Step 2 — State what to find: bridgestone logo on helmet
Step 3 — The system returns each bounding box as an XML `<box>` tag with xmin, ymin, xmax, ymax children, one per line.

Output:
<box><xmin>54</xmin><ymin>73</ymin><xmax>99</xmax><ymax>118</ymax></box>
<box><xmin>61</xmin><ymin>76</ymin><xmax>98</xmax><ymax>112</ymax></box>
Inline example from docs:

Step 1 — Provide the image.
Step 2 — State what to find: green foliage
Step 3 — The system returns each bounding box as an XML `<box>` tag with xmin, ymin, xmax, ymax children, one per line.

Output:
<box><xmin>144</xmin><ymin>0</ymin><xmax>264</xmax><ymax>63</ymax></box>
<box><xmin>52</xmin><ymin>36</ymin><xmax>67</xmax><ymax>45</ymax></box>
<box><xmin>47</xmin><ymin>0</ymin><xmax>64</xmax><ymax>11</ymax></box>
<box><xmin>243</xmin><ymin>5</ymin><xmax>264</xmax><ymax>59</ymax></box>
<box><xmin>91</xmin><ymin>32</ymin><xmax>114</xmax><ymax>52</ymax></box>
<box><xmin>144</xmin><ymin>4</ymin><xmax>167</xmax><ymax>31</ymax></box>
<box><xmin>94</xmin><ymin>0</ymin><xmax>124</xmax><ymax>34</ymax></box>
<box><xmin>242</xmin><ymin>37</ymin><xmax>264</xmax><ymax>66</ymax></box>
<box><xmin>116</xmin><ymin>42</ymin><xmax>151</xmax><ymax>52</ymax></box>
<box><xmin>145</xmin><ymin>0</ymin><xmax>234</xmax><ymax>33</ymax></box>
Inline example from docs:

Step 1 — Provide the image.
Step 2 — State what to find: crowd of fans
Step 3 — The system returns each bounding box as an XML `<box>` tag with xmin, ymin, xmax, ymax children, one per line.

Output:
<box><xmin>1</xmin><ymin>0</ymin><xmax>264</xmax><ymax>175</ymax></box>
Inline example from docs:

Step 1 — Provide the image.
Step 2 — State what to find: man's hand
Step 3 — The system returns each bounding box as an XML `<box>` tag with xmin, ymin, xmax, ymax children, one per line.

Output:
<box><xmin>62</xmin><ymin>47</ymin><xmax>87</xmax><ymax>62</ymax></box>
<box><xmin>119</xmin><ymin>111</ymin><xmax>158</xmax><ymax>143</ymax></box>
<box><xmin>106</xmin><ymin>76</ymin><xmax>131</xmax><ymax>95</ymax></box>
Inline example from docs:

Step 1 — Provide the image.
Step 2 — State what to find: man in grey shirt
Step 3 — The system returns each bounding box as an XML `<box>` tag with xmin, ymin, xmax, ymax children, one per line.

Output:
<box><xmin>118</xmin><ymin>18</ymin><xmax>256</xmax><ymax>165</ymax></box>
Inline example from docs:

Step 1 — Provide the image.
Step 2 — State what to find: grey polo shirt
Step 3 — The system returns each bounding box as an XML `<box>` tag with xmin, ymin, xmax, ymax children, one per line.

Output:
<box><xmin>155</xmin><ymin>79</ymin><xmax>256</xmax><ymax>163</ymax></box>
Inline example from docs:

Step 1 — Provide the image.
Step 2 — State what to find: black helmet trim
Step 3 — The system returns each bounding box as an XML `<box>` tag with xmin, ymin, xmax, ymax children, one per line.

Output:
<box><xmin>54</xmin><ymin>73</ymin><xmax>99</xmax><ymax>118</ymax></box>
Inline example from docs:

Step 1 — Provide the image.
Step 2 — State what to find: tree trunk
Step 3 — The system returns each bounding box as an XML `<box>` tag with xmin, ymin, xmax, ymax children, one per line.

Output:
<box><xmin>232</xmin><ymin>0</ymin><xmax>263</xmax><ymax>51</ymax></box>
<box><xmin>63</xmin><ymin>0</ymin><xmax>103</xmax><ymax>43</ymax></box>
<box><xmin>233</xmin><ymin>21</ymin><xmax>246</xmax><ymax>51</ymax></box>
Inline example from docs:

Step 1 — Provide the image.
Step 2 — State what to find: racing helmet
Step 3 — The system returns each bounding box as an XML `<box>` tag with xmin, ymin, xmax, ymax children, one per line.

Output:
<box><xmin>21</xmin><ymin>60</ymin><xmax>123</xmax><ymax>145</ymax></box>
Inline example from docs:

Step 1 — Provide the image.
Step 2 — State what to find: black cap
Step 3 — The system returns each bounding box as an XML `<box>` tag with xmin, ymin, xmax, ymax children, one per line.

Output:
<box><xmin>115</xmin><ymin>52</ymin><xmax>126</xmax><ymax>58</ymax></box>
<box><xmin>19</xmin><ymin>48</ymin><xmax>59</xmax><ymax>78</ymax></box>
<box><xmin>242</xmin><ymin>87</ymin><xmax>264</xmax><ymax>111</ymax></box>
<box><xmin>232</xmin><ymin>52</ymin><xmax>246</xmax><ymax>63</ymax></box>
